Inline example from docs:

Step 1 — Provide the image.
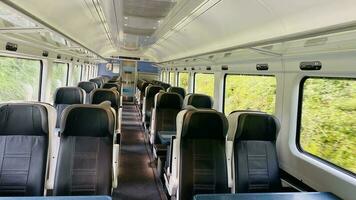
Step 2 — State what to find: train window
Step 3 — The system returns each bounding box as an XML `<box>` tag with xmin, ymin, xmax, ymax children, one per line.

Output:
<box><xmin>49</xmin><ymin>62</ymin><xmax>68</xmax><ymax>102</ymax></box>
<box><xmin>70</xmin><ymin>65</ymin><xmax>81</xmax><ymax>86</ymax></box>
<box><xmin>194</xmin><ymin>73</ymin><xmax>214</xmax><ymax>97</ymax></box>
<box><xmin>224</xmin><ymin>74</ymin><xmax>276</xmax><ymax>114</ymax></box>
<box><xmin>0</xmin><ymin>56</ymin><xmax>42</xmax><ymax>102</ymax></box>
<box><xmin>298</xmin><ymin>77</ymin><xmax>356</xmax><ymax>174</ymax></box>
<box><xmin>169</xmin><ymin>72</ymin><xmax>175</xmax><ymax>85</ymax></box>
<box><xmin>178</xmin><ymin>72</ymin><xmax>189</xmax><ymax>91</ymax></box>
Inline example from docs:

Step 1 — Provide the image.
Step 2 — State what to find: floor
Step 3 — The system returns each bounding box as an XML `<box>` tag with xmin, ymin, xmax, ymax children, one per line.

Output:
<box><xmin>112</xmin><ymin>103</ymin><xmax>166</xmax><ymax>200</ymax></box>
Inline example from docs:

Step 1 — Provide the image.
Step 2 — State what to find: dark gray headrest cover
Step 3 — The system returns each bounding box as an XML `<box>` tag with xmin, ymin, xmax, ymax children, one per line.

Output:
<box><xmin>54</xmin><ymin>87</ymin><xmax>84</xmax><ymax>105</ymax></box>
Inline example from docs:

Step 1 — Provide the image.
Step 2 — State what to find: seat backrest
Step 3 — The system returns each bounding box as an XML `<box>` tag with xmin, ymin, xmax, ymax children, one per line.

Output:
<box><xmin>161</xmin><ymin>83</ymin><xmax>171</xmax><ymax>91</ymax></box>
<box><xmin>230</xmin><ymin>112</ymin><xmax>281</xmax><ymax>193</ymax></box>
<box><xmin>78</xmin><ymin>81</ymin><xmax>97</xmax><ymax>94</ymax></box>
<box><xmin>53</xmin><ymin>87</ymin><xmax>85</xmax><ymax>128</ymax></box>
<box><xmin>183</xmin><ymin>93</ymin><xmax>213</xmax><ymax>109</ymax></box>
<box><xmin>89</xmin><ymin>78</ymin><xmax>103</xmax><ymax>88</ymax></box>
<box><xmin>53</xmin><ymin>104</ymin><xmax>114</xmax><ymax>195</ymax></box>
<box><xmin>0</xmin><ymin>103</ymin><xmax>49</xmax><ymax>196</ymax></box>
<box><xmin>102</xmin><ymin>83</ymin><xmax>121</xmax><ymax>92</ymax></box>
<box><xmin>144</xmin><ymin>85</ymin><xmax>164</xmax><ymax>122</ymax></box>
<box><xmin>167</xmin><ymin>87</ymin><xmax>186</xmax><ymax>99</ymax></box>
<box><xmin>176</xmin><ymin>108</ymin><xmax>229</xmax><ymax>200</ymax></box>
<box><xmin>152</xmin><ymin>92</ymin><xmax>183</xmax><ymax>144</ymax></box>
<box><xmin>90</xmin><ymin>88</ymin><xmax>120</xmax><ymax>111</ymax></box>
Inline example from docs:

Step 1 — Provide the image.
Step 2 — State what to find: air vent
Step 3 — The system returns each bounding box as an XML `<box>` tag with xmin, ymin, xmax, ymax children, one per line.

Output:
<box><xmin>221</xmin><ymin>65</ymin><xmax>228</xmax><ymax>70</ymax></box>
<box><xmin>70</xmin><ymin>57</ymin><xmax>74</xmax><ymax>61</ymax></box>
<box><xmin>185</xmin><ymin>59</ymin><xmax>189</xmax><ymax>62</ymax></box>
<box><xmin>208</xmin><ymin>55</ymin><xmax>214</xmax><ymax>59</ymax></box>
<box><xmin>206</xmin><ymin>66</ymin><xmax>211</xmax><ymax>70</ymax></box>
<box><xmin>42</xmin><ymin>51</ymin><xmax>49</xmax><ymax>57</ymax></box>
<box><xmin>77</xmin><ymin>59</ymin><xmax>80</xmax><ymax>62</ymax></box>
<box><xmin>256</xmin><ymin>64</ymin><xmax>269</xmax><ymax>71</ymax></box>
<box><xmin>184</xmin><ymin>68</ymin><xmax>187</xmax><ymax>71</ymax></box>
<box><xmin>304</xmin><ymin>37</ymin><xmax>328</xmax><ymax>47</ymax></box>
<box><xmin>224</xmin><ymin>52</ymin><xmax>232</xmax><ymax>57</ymax></box>
<box><xmin>300</xmin><ymin>61</ymin><xmax>322</xmax><ymax>70</ymax></box>
<box><xmin>175</xmin><ymin>68</ymin><xmax>178</xmax><ymax>71</ymax></box>
<box><xmin>191</xmin><ymin>67</ymin><xmax>195</xmax><ymax>71</ymax></box>
<box><xmin>193</xmin><ymin>58</ymin><xmax>197</xmax><ymax>62</ymax></box>
<box><xmin>6</xmin><ymin>42</ymin><xmax>17</xmax><ymax>52</ymax></box>
<box><xmin>57</xmin><ymin>54</ymin><xmax>61</xmax><ymax>59</ymax></box>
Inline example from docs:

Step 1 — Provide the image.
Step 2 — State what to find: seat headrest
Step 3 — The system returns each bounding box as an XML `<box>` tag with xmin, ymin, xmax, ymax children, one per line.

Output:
<box><xmin>0</xmin><ymin>103</ymin><xmax>48</xmax><ymax>136</ymax></box>
<box><xmin>102</xmin><ymin>83</ymin><xmax>120</xmax><ymax>91</ymax></box>
<box><xmin>60</xmin><ymin>104</ymin><xmax>114</xmax><ymax>137</ymax></box>
<box><xmin>54</xmin><ymin>87</ymin><xmax>84</xmax><ymax>105</ymax></box>
<box><xmin>161</xmin><ymin>83</ymin><xmax>171</xmax><ymax>90</ymax></box>
<box><xmin>155</xmin><ymin>92</ymin><xmax>183</xmax><ymax>109</ymax></box>
<box><xmin>183</xmin><ymin>94</ymin><xmax>213</xmax><ymax>109</ymax></box>
<box><xmin>181</xmin><ymin>109</ymin><xmax>228</xmax><ymax>139</ymax></box>
<box><xmin>235</xmin><ymin>113</ymin><xmax>279</xmax><ymax>141</ymax></box>
<box><xmin>78</xmin><ymin>81</ymin><xmax>97</xmax><ymax>93</ymax></box>
<box><xmin>90</xmin><ymin>89</ymin><xmax>120</xmax><ymax>110</ymax></box>
<box><xmin>89</xmin><ymin>78</ymin><xmax>103</xmax><ymax>87</ymax></box>
<box><xmin>145</xmin><ymin>85</ymin><xmax>164</xmax><ymax>98</ymax></box>
<box><xmin>167</xmin><ymin>87</ymin><xmax>186</xmax><ymax>98</ymax></box>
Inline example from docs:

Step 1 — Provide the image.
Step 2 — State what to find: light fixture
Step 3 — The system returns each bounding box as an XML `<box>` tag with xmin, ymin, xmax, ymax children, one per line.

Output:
<box><xmin>124</xmin><ymin>24</ymin><xmax>128</xmax><ymax>26</ymax></box>
<box><xmin>153</xmin><ymin>27</ymin><xmax>157</xmax><ymax>29</ymax></box>
<box><xmin>124</xmin><ymin>16</ymin><xmax>128</xmax><ymax>20</ymax></box>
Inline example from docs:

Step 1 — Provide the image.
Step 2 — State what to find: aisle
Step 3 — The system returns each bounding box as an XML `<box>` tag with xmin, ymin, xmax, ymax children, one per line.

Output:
<box><xmin>112</xmin><ymin>103</ymin><xmax>166</xmax><ymax>200</ymax></box>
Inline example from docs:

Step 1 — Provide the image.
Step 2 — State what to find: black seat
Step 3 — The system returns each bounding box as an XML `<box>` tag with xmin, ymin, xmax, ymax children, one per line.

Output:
<box><xmin>139</xmin><ymin>81</ymin><xmax>150</xmax><ymax>110</ymax></box>
<box><xmin>103</xmin><ymin>83</ymin><xmax>121</xmax><ymax>92</ymax></box>
<box><xmin>89</xmin><ymin>78</ymin><xmax>103</xmax><ymax>88</ymax></box>
<box><xmin>150</xmin><ymin>92</ymin><xmax>183</xmax><ymax>145</ymax></box>
<box><xmin>167</xmin><ymin>87</ymin><xmax>186</xmax><ymax>99</ymax></box>
<box><xmin>53</xmin><ymin>87</ymin><xmax>85</xmax><ymax>128</ymax></box>
<box><xmin>90</xmin><ymin>88</ymin><xmax>120</xmax><ymax>111</ymax></box>
<box><xmin>0</xmin><ymin>103</ymin><xmax>49</xmax><ymax>196</ymax></box>
<box><xmin>183</xmin><ymin>93</ymin><xmax>213</xmax><ymax>109</ymax></box>
<box><xmin>53</xmin><ymin>104</ymin><xmax>114</xmax><ymax>195</ymax></box>
<box><xmin>230</xmin><ymin>112</ymin><xmax>281</xmax><ymax>193</ymax></box>
<box><xmin>78</xmin><ymin>81</ymin><xmax>97</xmax><ymax>94</ymax></box>
<box><xmin>143</xmin><ymin>85</ymin><xmax>164</xmax><ymax>128</ymax></box>
<box><xmin>166</xmin><ymin>108</ymin><xmax>229</xmax><ymax>200</ymax></box>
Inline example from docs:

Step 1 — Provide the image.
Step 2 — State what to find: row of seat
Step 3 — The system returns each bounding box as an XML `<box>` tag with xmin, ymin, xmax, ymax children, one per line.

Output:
<box><xmin>135</xmin><ymin>79</ymin><xmax>282</xmax><ymax>200</ymax></box>
<box><xmin>0</xmin><ymin>75</ymin><xmax>122</xmax><ymax>196</ymax></box>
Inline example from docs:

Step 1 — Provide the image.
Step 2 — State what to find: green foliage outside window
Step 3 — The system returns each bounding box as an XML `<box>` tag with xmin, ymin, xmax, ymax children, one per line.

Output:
<box><xmin>71</xmin><ymin>65</ymin><xmax>81</xmax><ymax>86</ymax></box>
<box><xmin>49</xmin><ymin>62</ymin><xmax>68</xmax><ymax>102</ymax></box>
<box><xmin>178</xmin><ymin>72</ymin><xmax>189</xmax><ymax>91</ymax></box>
<box><xmin>194</xmin><ymin>73</ymin><xmax>214</xmax><ymax>98</ymax></box>
<box><xmin>0</xmin><ymin>57</ymin><xmax>41</xmax><ymax>102</ymax></box>
<box><xmin>224</xmin><ymin>75</ymin><xmax>276</xmax><ymax>114</ymax></box>
<box><xmin>300</xmin><ymin>78</ymin><xmax>356</xmax><ymax>173</ymax></box>
<box><xmin>169</xmin><ymin>72</ymin><xmax>175</xmax><ymax>86</ymax></box>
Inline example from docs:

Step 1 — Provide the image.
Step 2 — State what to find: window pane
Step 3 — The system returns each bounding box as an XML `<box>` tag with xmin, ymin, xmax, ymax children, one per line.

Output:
<box><xmin>194</xmin><ymin>73</ymin><xmax>214</xmax><ymax>97</ymax></box>
<box><xmin>169</xmin><ymin>72</ymin><xmax>175</xmax><ymax>85</ymax></box>
<box><xmin>49</xmin><ymin>62</ymin><xmax>68</xmax><ymax>102</ymax></box>
<box><xmin>71</xmin><ymin>65</ymin><xmax>81</xmax><ymax>86</ymax></box>
<box><xmin>178</xmin><ymin>72</ymin><xmax>189</xmax><ymax>91</ymax></box>
<box><xmin>300</xmin><ymin>77</ymin><xmax>356</xmax><ymax>173</ymax></box>
<box><xmin>224</xmin><ymin>75</ymin><xmax>276</xmax><ymax>114</ymax></box>
<box><xmin>0</xmin><ymin>57</ymin><xmax>41</xmax><ymax>102</ymax></box>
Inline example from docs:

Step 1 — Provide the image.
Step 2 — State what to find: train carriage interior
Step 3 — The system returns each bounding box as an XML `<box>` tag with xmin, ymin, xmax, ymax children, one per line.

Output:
<box><xmin>0</xmin><ymin>0</ymin><xmax>354</xmax><ymax>200</ymax></box>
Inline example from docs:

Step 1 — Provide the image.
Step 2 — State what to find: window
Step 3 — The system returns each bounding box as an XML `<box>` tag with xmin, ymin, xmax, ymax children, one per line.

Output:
<box><xmin>70</xmin><ymin>65</ymin><xmax>81</xmax><ymax>86</ymax></box>
<box><xmin>0</xmin><ymin>56</ymin><xmax>42</xmax><ymax>102</ymax></box>
<box><xmin>194</xmin><ymin>73</ymin><xmax>214</xmax><ymax>97</ymax></box>
<box><xmin>224</xmin><ymin>75</ymin><xmax>276</xmax><ymax>114</ymax></box>
<box><xmin>178</xmin><ymin>72</ymin><xmax>189</xmax><ymax>91</ymax></box>
<box><xmin>298</xmin><ymin>77</ymin><xmax>356</xmax><ymax>174</ymax></box>
<box><xmin>81</xmin><ymin>65</ymin><xmax>88</xmax><ymax>81</ymax></box>
<box><xmin>49</xmin><ymin>62</ymin><xmax>68</xmax><ymax>102</ymax></box>
<box><xmin>169</xmin><ymin>72</ymin><xmax>175</xmax><ymax>85</ymax></box>
<box><xmin>161</xmin><ymin>71</ymin><xmax>165</xmax><ymax>82</ymax></box>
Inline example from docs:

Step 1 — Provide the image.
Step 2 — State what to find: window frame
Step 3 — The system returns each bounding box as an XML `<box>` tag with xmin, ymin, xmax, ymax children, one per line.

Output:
<box><xmin>0</xmin><ymin>55</ymin><xmax>43</xmax><ymax>102</ymax></box>
<box><xmin>296</xmin><ymin>76</ymin><xmax>356</xmax><ymax>177</ymax></box>
<box><xmin>193</xmin><ymin>72</ymin><xmax>214</xmax><ymax>94</ymax></box>
<box><xmin>222</xmin><ymin>73</ymin><xmax>276</xmax><ymax>114</ymax></box>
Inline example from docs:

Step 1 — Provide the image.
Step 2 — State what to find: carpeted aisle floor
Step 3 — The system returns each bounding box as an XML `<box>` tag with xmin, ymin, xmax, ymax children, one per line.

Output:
<box><xmin>112</xmin><ymin>103</ymin><xmax>166</xmax><ymax>200</ymax></box>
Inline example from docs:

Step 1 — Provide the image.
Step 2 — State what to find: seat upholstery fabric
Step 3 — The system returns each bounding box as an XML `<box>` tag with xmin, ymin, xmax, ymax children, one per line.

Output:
<box><xmin>53</xmin><ymin>87</ymin><xmax>85</xmax><ymax>128</ymax></box>
<box><xmin>233</xmin><ymin>113</ymin><xmax>281</xmax><ymax>193</ymax></box>
<box><xmin>183</xmin><ymin>94</ymin><xmax>213</xmax><ymax>109</ymax></box>
<box><xmin>144</xmin><ymin>85</ymin><xmax>164</xmax><ymax>126</ymax></box>
<box><xmin>153</xmin><ymin>92</ymin><xmax>183</xmax><ymax>144</ymax></box>
<box><xmin>78</xmin><ymin>81</ymin><xmax>97</xmax><ymax>94</ymax></box>
<box><xmin>167</xmin><ymin>87</ymin><xmax>186</xmax><ymax>99</ymax></box>
<box><xmin>0</xmin><ymin>103</ymin><xmax>49</xmax><ymax>196</ymax></box>
<box><xmin>102</xmin><ymin>83</ymin><xmax>121</xmax><ymax>92</ymax></box>
<box><xmin>53</xmin><ymin>105</ymin><xmax>114</xmax><ymax>195</ymax></box>
<box><xmin>179</xmin><ymin>109</ymin><xmax>229</xmax><ymax>200</ymax></box>
<box><xmin>90</xmin><ymin>89</ymin><xmax>120</xmax><ymax>111</ymax></box>
<box><xmin>89</xmin><ymin>78</ymin><xmax>103</xmax><ymax>88</ymax></box>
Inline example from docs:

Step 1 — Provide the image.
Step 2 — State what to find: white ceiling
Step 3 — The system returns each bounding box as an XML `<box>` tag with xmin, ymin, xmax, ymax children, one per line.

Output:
<box><xmin>3</xmin><ymin>0</ymin><xmax>356</xmax><ymax>63</ymax></box>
